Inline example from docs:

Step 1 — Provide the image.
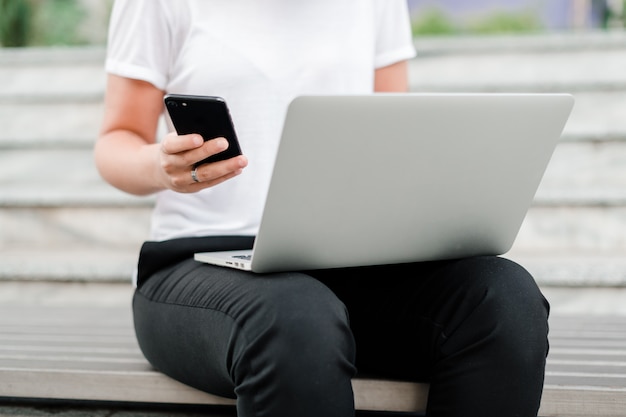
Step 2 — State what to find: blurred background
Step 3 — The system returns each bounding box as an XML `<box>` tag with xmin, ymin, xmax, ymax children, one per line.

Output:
<box><xmin>409</xmin><ymin>0</ymin><xmax>625</xmax><ymax>34</ymax></box>
<box><xmin>1</xmin><ymin>0</ymin><xmax>625</xmax><ymax>47</ymax></box>
<box><xmin>0</xmin><ymin>0</ymin><xmax>625</xmax><ymax>313</ymax></box>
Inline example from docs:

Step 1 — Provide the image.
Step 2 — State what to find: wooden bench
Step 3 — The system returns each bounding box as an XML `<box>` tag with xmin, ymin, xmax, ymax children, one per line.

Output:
<box><xmin>1</xmin><ymin>304</ymin><xmax>625</xmax><ymax>416</ymax></box>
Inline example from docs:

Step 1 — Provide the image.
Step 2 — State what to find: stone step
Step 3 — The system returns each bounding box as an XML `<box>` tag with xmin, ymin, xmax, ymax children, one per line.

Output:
<box><xmin>561</xmin><ymin>91</ymin><xmax>626</xmax><ymax>142</ymax></box>
<box><xmin>0</xmin><ymin>205</ymin><xmax>150</xmax><ymax>248</ymax></box>
<box><xmin>2</xmin><ymin>205</ymin><xmax>623</xmax><ymax>261</ymax></box>
<box><xmin>408</xmin><ymin>32</ymin><xmax>626</xmax><ymax>93</ymax></box>
<box><xmin>1</xmin><ymin>242</ymin><xmax>624</xmax><ymax>286</ymax></box>
<box><xmin>409</xmin><ymin>47</ymin><xmax>626</xmax><ymax>93</ymax></box>
<box><xmin>1</xmin><ymin>180</ymin><xmax>624</xmax><ymax>285</ymax></box>
<box><xmin>2</xmin><ymin>34</ymin><xmax>624</xmax><ymax>285</ymax></box>
<box><xmin>0</xmin><ymin>101</ymin><xmax>169</xmax><ymax>150</ymax></box>
<box><xmin>3</xmin><ymin>200</ymin><xmax>624</xmax><ymax>255</ymax></box>
<box><xmin>0</xmin><ymin>203</ymin><xmax>624</xmax><ymax>285</ymax></box>
<box><xmin>1</xmin><ymin>91</ymin><xmax>625</xmax><ymax>149</ymax></box>
<box><xmin>0</xmin><ymin>33</ymin><xmax>624</xmax><ymax>103</ymax></box>
<box><xmin>412</xmin><ymin>31</ymin><xmax>626</xmax><ymax>55</ymax></box>
<box><xmin>537</xmin><ymin>140</ymin><xmax>626</xmax><ymax>206</ymax></box>
<box><xmin>0</xmin><ymin>102</ymin><xmax>104</xmax><ymax>148</ymax></box>
<box><xmin>1</xmin><ymin>139</ymin><xmax>625</xmax><ymax>207</ymax></box>
<box><xmin>1</xmin><ymin>203</ymin><xmax>623</xmax><ymax>255</ymax></box>
<box><xmin>0</xmin><ymin>247</ymin><xmax>140</xmax><ymax>283</ymax></box>
<box><xmin>506</xmin><ymin>253</ymin><xmax>626</xmax><ymax>287</ymax></box>
<box><xmin>0</xmin><ymin>47</ymin><xmax>105</xmax><ymax>103</ymax></box>
<box><xmin>0</xmin><ymin>206</ymin><xmax>148</xmax><ymax>282</ymax></box>
<box><xmin>0</xmin><ymin>149</ymin><xmax>153</xmax><ymax>207</ymax></box>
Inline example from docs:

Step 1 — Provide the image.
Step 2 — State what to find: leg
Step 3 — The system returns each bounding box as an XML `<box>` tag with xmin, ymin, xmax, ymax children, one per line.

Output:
<box><xmin>315</xmin><ymin>256</ymin><xmax>550</xmax><ymax>417</ymax></box>
<box><xmin>133</xmin><ymin>259</ymin><xmax>357</xmax><ymax>417</ymax></box>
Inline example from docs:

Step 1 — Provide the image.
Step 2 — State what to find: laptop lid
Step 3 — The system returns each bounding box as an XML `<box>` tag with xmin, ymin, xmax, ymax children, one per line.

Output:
<box><xmin>234</xmin><ymin>93</ymin><xmax>574</xmax><ymax>273</ymax></box>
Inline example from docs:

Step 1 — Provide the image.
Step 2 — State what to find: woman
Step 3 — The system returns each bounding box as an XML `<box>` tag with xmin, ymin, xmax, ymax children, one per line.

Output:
<box><xmin>95</xmin><ymin>1</ymin><xmax>550</xmax><ymax>416</ymax></box>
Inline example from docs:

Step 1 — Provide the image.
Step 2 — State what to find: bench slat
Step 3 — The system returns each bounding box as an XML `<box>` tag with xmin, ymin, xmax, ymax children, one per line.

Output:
<box><xmin>541</xmin><ymin>386</ymin><xmax>626</xmax><ymax>417</ymax></box>
<box><xmin>1</xmin><ymin>305</ymin><xmax>626</xmax><ymax>415</ymax></box>
<box><xmin>0</xmin><ymin>367</ymin><xmax>428</xmax><ymax>413</ymax></box>
<box><xmin>0</xmin><ymin>368</ymin><xmax>238</xmax><ymax>407</ymax></box>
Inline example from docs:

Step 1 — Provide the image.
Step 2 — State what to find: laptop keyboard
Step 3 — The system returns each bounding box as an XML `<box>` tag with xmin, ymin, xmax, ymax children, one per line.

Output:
<box><xmin>233</xmin><ymin>255</ymin><xmax>252</xmax><ymax>260</ymax></box>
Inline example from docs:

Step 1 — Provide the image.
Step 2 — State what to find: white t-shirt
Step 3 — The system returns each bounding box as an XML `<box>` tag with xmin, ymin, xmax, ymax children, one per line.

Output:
<box><xmin>106</xmin><ymin>0</ymin><xmax>416</xmax><ymax>241</ymax></box>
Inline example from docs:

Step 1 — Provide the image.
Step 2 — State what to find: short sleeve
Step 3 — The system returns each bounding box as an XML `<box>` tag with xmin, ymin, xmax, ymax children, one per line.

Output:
<box><xmin>105</xmin><ymin>0</ymin><xmax>183</xmax><ymax>90</ymax></box>
<box><xmin>374</xmin><ymin>0</ymin><xmax>417</xmax><ymax>69</ymax></box>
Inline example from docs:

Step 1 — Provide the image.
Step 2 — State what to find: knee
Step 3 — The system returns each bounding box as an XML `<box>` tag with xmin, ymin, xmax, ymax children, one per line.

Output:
<box><xmin>261</xmin><ymin>274</ymin><xmax>351</xmax><ymax>355</ymax></box>
<box><xmin>232</xmin><ymin>274</ymin><xmax>356</xmax><ymax>377</ymax></box>
<box><xmin>483</xmin><ymin>257</ymin><xmax>549</xmax><ymax>331</ymax></box>
<box><xmin>228</xmin><ymin>275</ymin><xmax>356</xmax><ymax>415</ymax></box>
<box><xmin>443</xmin><ymin>256</ymin><xmax>550</xmax><ymax>361</ymax></box>
<box><xmin>466</xmin><ymin>256</ymin><xmax>548</xmax><ymax>311</ymax></box>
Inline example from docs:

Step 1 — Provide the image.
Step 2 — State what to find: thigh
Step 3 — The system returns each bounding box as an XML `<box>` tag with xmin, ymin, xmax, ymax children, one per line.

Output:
<box><xmin>312</xmin><ymin>260</ymin><xmax>448</xmax><ymax>379</ymax></box>
<box><xmin>133</xmin><ymin>259</ymin><xmax>258</xmax><ymax>397</ymax></box>
<box><xmin>134</xmin><ymin>258</ymin><xmax>354</xmax><ymax>398</ymax></box>
<box><xmin>313</xmin><ymin>256</ymin><xmax>549</xmax><ymax>381</ymax></box>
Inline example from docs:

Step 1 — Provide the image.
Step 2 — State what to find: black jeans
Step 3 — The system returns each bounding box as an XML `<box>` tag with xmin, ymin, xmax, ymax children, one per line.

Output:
<box><xmin>133</xmin><ymin>237</ymin><xmax>550</xmax><ymax>417</ymax></box>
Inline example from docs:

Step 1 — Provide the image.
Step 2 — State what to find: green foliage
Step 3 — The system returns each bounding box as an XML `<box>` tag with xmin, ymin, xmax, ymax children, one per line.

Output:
<box><xmin>469</xmin><ymin>10</ymin><xmax>543</xmax><ymax>34</ymax></box>
<box><xmin>607</xmin><ymin>0</ymin><xmax>626</xmax><ymax>28</ymax></box>
<box><xmin>412</xmin><ymin>8</ymin><xmax>457</xmax><ymax>36</ymax></box>
<box><xmin>0</xmin><ymin>0</ymin><xmax>32</xmax><ymax>47</ymax></box>
<box><xmin>411</xmin><ymin>7</ymin><xmax>543</xmax><ymax>37</ymax></box>
<box><xmin>1</xmin><ymin>0</ymin><xmax>88</xmax><ymax>47</ymax></box>
<box><xmin>29</xmin><ymin>0</ymin><xmax>87</xmax><ymax>46</ymax></box>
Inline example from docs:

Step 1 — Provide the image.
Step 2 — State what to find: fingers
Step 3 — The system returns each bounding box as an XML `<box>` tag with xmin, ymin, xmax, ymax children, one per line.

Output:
<box><xmin>158</xmin><ymin>132</ymin><xmax>247</xmax><ymax>193</ymax></box>
<box><xmin>161</xmin><ymin>133</ymin><xmax>229</xmax><ymax>163</ymax></box>
<box><xmin>161</xmin><ymin>132</ymin><xmax>204</xmax><ymax>154</ymax></box>
<box><xmin>165</xmin><ymin>135</ymin><xmax>229</xmax><ymax>166</ymax></box>
<box><xmin>188</xmin><ymin>155</ymin><xmax>248</xmax><ymax>190</ymax></box>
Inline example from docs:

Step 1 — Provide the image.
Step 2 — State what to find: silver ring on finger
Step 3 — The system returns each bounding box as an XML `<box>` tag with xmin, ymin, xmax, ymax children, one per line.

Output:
<box><xmin>191</xmin><ymin>167</ymin><xmax>200</xmax><ymax>183</ymax></box>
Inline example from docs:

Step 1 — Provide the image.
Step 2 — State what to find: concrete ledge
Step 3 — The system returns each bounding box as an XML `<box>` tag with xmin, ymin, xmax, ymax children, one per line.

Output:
<box><xmin>508</xmin><ymin>254</ymin><xmax>626</xmax><ymax>287</ymax></box>
<box><xmin>0</xmin><ymin>47</ymin><xmax>105</xmax><ymax>65</ymax></box>
<box><xmin>412</xmin><ymin>31</ymin><xmax>626</xmax><ymax>55</ymax></box>
<box><xmin>2</xmin><ymin>31</ymin><xmax>624</xmax><ymax>64</ymax></box>
<box><xmin>0</xmin><ymin>249</ymin><xmax>138</xmax><ymax>283</ymax></box>
<box><xmin>1</xmin><ymin>250</ymin><xmax>626</xmax><ymax>287</ymax></box>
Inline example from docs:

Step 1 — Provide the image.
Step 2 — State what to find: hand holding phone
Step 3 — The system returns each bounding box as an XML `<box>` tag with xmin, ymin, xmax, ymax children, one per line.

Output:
<box><xmin>164</xmin><ymin>94</ymin><xmax>243</xmax><ymax>166</ymax></box>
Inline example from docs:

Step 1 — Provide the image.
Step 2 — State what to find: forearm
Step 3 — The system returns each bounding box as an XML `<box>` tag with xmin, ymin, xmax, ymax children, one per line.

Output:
<box><xmin>94</xmin><ymin>130</ymin><xmax>165</xmax><ymax>196</ymax></box>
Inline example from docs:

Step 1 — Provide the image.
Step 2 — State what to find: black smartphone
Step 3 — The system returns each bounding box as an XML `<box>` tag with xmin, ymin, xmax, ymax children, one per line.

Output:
<box><xmin>164</xmin><ymin>94</ymin><xmax>242</xmax><ymax>166</ymax></box>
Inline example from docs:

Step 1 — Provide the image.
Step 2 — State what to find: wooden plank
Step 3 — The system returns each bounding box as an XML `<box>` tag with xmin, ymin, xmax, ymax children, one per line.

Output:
<box><xmin>0</xmin><ymin>358</ymin><xmax>149</xmax><ymax>372</ymax></box>
<box><xmin>0</xmin><ymin>368</ymin><xmax>238</xmax><ymax>407</ymax></box>
<box><xmin>0</xmin><ymin>367</ymin><xmax>427</xmax><ymax>413</ymax></box>
<box><xmin>3</xmin><ymin>366</ymin><xmax>625</xmax><ymax>415</ymax></box>
<box><xmin>550</xmin><ymin>340</ymin><xmax>626</xmax><ymax>349</ymax></box>
<box><xmin>0</xmin><ymin>345</ymin><xmax>142</xmax><ymax>357</ymax></box>
<box><xmin>0</xmin><ymin>301</ymin><xmax>428</xmax><ymax>412</ymax></box>
<box><xmin>352</xmin><ymin>378</ymin><xmax>428</xmax><ymax>412</ymax></box>
<box><xmin>540</xmin><ymin>386</ymin><xmax>626</xmax><ymax>417</ymax></box>
<box><xmin>548</xmin><ymin>363</ymin><xmax>626</xmax><ymax>373</ymax></box>
<box><xmin>1</xmin><ymin>303</ymin><xmax>626</xmax><ymax>414</ymax></box>
<box><xmin>546</xmin><ymin>375</ymin><xmax>626</xmax><ymax>390</ymax></box>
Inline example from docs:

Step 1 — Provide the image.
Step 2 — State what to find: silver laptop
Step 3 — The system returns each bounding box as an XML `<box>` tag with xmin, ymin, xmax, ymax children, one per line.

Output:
<box><xmin>194</xmin><ymin>93</ymin><xmax>574</xmax><ymax>273</ymax></box>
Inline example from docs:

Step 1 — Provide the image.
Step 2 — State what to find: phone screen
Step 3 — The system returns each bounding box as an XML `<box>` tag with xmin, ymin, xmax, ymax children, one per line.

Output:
<box><xmin>164</xmin><ymin>94</ymin><xmax>242</xmax><ymax>166</ymax></box>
